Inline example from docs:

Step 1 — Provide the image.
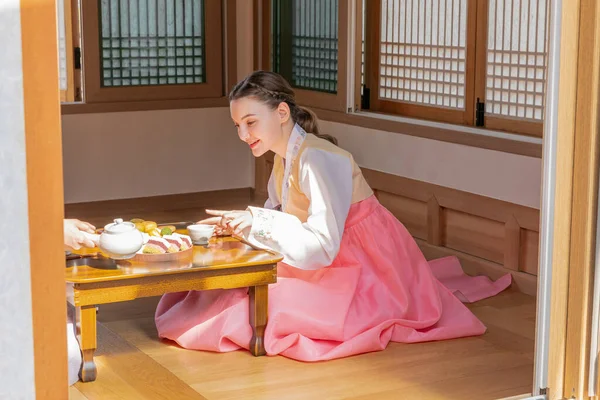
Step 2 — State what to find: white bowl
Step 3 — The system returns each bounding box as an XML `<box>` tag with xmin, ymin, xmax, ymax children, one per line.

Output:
<box><xmin>187</xmin><ymin>224</ymin><xmax>215</xmax><ymax>245</ymax></box>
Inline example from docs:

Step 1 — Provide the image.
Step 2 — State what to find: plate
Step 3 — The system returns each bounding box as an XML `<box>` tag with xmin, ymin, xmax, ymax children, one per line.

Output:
<box><xmin>131</xmin><ymin>246</ymin><xmax>193</xmax><ymax>263</ymax></box>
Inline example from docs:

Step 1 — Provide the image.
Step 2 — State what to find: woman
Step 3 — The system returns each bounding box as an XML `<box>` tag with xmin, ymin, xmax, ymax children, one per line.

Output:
<box><xmin>155</xmin><ymin>71</ymin><xmax>493</xmax><ymax>361</ymax></box>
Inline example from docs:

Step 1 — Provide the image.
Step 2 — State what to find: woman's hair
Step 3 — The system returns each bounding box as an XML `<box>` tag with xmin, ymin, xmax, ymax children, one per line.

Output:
<box><xmin>229</xmin><ymin>71</ymin><xmax>338</xmax><ymax>145</ymax></box>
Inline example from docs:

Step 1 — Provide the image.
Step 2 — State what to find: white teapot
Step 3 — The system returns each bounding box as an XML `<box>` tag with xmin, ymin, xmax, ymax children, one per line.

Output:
<box><xmin>83</xmin><ymin>218</ymin><xmax>144</xmax><ymax>260</ymax></box>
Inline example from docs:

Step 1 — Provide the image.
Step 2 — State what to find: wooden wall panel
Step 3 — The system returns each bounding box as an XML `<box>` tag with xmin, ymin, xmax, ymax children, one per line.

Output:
<box><xmin>375</xmin><ymin>191</ymin><xmax>428</xmax><ymax>240</ymax></box>
<box><xmin>441</xmin><ymin>209</ymin><xmax>505</xmax><ymax>264</ymax></box>
<box><xmin>519</xmin><ymin>229</ymin><xmax>540</xmax><ymax>276</ymax></box>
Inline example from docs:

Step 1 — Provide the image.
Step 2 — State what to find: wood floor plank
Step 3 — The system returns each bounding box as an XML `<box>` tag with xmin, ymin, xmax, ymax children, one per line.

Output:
<box><xmin>104</xmin><ymin>316</ymin><xmax>532</xmax><ymax>400</ymax></box>
<box><xmin>472</xmin><ymin>306</ymin><xmax>536</xmax><ymax>340</ymax></box>
<box><xmin>73</xmin><ymin>323</ymin><xmax>206</xmax><ymax>400</ymax></box>
<box><xmin>97</xmin><ymin>296</ymin><xmax>161</xmax><ymax>323</ymax></box>
<box><xmin>466</xmin><ymin>287</ymin><xmax>535</xmax><ymax>310</ymax></box>
<box><xmin>477</xmin><ymin>325</ymin><xmax>535</xmax><ymax>360</ymax></box>
<box><xmin>68</xmin><ymin>386</ymin><xmax>88</xmax><ymax>400</ymax></box>
<box><xmin>345</xmin><ymin>364</ymin><xmax>532</xmax><ymax>400</ymax></box>
<box><xmin>187</xmin><ymin>351</ymin><xmax>531</xmax><ymax>400</ymax></box>
<box><xmin>497</xmin><ymin>394</ymin><xmax>536</xmax><ymax>400</ymax></box>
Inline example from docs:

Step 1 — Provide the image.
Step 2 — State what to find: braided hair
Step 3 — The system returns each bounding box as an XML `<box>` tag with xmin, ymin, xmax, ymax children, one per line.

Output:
<box><xmin>229</xmin><ymin>71</ymin><xmax>338</xmax><ymax>145</ymax></box>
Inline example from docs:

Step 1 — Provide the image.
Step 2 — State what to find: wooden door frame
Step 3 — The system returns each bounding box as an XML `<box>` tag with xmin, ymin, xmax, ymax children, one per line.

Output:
<box><xmin>21</xmin><ymin>0</ymin><xmax>69</xmax><ymax>398</ymax></box>
<box><xmin>562</xmin><ymin>0</ymin><xmax>600</xmax><ymax>397</ymax></box>
<box><xmin>544</xmin><ymin>0</ymin><xmax>600</xmax><ymax>399</ymax></box>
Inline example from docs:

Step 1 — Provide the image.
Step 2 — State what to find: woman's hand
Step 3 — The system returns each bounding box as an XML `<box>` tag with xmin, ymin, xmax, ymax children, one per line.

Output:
<box><xmin>213</xmin><ymin>225</ymin><xmax>232</xmax><ymax>237</ymax></box>
<box><xmin>197</xmin><ymin>209</ymin><xmax>253</xmax><ymax>238</ymax></box>
<box><xmin>64</xmin><ymin>219</ymin><xmax>96</xmax><ymax>250</ymax></box>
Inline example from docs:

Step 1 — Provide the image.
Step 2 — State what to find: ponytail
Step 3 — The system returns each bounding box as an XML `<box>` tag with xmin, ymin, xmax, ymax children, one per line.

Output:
<box><xmin>295</xmin><ymin>106</ymin><xmax>338</xmax><ymax>146</ymax></box>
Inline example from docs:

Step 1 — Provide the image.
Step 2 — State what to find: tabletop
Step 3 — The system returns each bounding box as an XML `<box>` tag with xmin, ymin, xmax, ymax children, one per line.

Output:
<box><xmin>65</xmin><ymin>236</ymin><xmax>283</xmax><ymax>284</ymax></box>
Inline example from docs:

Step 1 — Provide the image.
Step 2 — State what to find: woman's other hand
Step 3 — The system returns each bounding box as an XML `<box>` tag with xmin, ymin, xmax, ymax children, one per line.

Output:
<box><xmin>64</xmin><ymin>219</ymin><xmax>96</xmax><ymax>250</ymax></box>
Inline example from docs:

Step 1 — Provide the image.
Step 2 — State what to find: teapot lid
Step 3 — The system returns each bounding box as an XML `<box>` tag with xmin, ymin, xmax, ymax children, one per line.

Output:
<box><xmin>104</xmin><ymin>218</ymin><xmax>135</xmax><ymax>234</ymax></box>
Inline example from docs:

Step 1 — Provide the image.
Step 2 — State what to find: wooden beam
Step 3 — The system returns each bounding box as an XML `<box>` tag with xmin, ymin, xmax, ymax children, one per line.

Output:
<box><xmin>427</xmin><ymin>196</ymin><xmax>442</xmax><ymax>246</ymax></box>
<box><xmin>20</xmin><ymin>0</ymin><xmax>68</xmax><ymax>397</ymax></box>
<box><xmin>563</xmin><ymin>0</ymin><xmax>600</xmax><ymax>396</ymax></box>
<box><xmin>504</xmin><ymin>216</ymin><xmax>521</xmax><ymax>271</ymax></box>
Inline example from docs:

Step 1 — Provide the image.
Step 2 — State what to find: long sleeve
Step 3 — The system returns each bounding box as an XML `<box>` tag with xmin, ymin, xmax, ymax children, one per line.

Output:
<box><xmin>263</xmin><ymin>171</ymin><xmax>280</xmax><ymax>210</ymax></box>
<box><xmin>245</xmin><ymin>148</ymin><xmax>353</xmax><ymax>270</ymax></box>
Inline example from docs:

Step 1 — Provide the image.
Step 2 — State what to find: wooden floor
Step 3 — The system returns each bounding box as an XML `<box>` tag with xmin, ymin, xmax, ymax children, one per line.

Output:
<box><xmin>67</xmin><ymin>194</ymin><xmax>536</xmax><ymax>400</ymax></box>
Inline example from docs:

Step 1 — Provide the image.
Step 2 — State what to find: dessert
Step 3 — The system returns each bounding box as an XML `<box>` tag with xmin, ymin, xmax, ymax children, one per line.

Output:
<box><xmin>164</xmin><ymin>234</ymin><xmax>185</xmax><ymax>251</ymax></box>
<box><xmin>142</xmin><ymin>237</ymin><xmax>171</xmax><ymax>254</ymax></box>
<box><xmin>173</xmin><ymin>233</ymin><xmax>192</xmax><ymax>249</ymax></box>
<box><xmin>130</xmin><ymin>218</ymin><xmax>194</xmax><ymax>255</ymax></box>
<box><xmin>160</xmin><ymin>227</ymin><xmax>174</xmax><ymax>236</ymax></box>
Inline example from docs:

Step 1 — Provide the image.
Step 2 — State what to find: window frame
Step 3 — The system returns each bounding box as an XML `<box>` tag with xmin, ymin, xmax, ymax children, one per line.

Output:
<box><xmin>361</xmin><ymin>0</ymin><xmax>545</xmax><ymax>138</ymax></box>
<box><xmin>366</xmin><ymin>0</ymin><xmax>478</xmax><ymax>126</ymax></box>
<box><xmin>259</xmin><ymin>0</ymin><xmax>349</xmax><ymax>113</ymax></box>
<box><xmin>79</xmin><ymin>0</ymin><xmax>224</xmax><ymax>104</ymax></box>
<box><xmin>474</xmin><ymin>0</ymin><xmax>545</xmax><ymax>137</ymax></box>
<box><xmin>58</xmin><ymin>0</ymin><xmax>76</xmax><ymax>102</ymax></box>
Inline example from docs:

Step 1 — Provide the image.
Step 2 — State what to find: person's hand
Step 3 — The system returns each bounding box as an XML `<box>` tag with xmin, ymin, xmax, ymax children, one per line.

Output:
<box><xmin>196</xmin><ymin>210</ymin><xmax>235</xmax><ymax>236</ymax></box>
<box><xmin>214</xmin><ymin>225</ymin><xmax>233</xmax><ymax>237</ymax></box>
<box><xmin>197</xmin><ymin>210</ymin><xmax>244</xmax><ymax>229</ymax></box>
<box><xmin>64</xmin><ymin>219</ymin><xmax>96</xmax><ymax>250</ymax></box>
<box><xmin>198</xmin><ymin>210</ymin><xmax>253</xmax><ymax>237</ymax></box>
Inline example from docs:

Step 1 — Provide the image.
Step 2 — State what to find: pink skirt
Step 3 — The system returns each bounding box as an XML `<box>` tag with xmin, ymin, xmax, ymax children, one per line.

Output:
<box><xmin>155</xmin><ymin>196</ymin><xmax>501</xmax><ymax>361</ymax></box>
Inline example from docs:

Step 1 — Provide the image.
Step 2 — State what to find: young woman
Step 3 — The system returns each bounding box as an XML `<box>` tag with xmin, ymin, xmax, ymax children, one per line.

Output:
<box><xmin>155</xmin><ymin>71</ymin><xmax>495</xmax><ymax>361</ymax></box>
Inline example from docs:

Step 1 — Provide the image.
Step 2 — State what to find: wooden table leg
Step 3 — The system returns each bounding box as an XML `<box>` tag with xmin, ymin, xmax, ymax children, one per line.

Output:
<box><xmin>249</xmin><ymin>285</ymin><xmax>268</xmax><ymax>356</ymax></box>
<box><xmin>76</xmin><ymin>305</ymin><xmax>97</xmax><ymax>382</ymax></box>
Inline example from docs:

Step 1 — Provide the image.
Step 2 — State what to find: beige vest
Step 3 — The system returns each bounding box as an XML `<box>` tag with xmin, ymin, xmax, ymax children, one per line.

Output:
<box><xmin>272</xmin><ymin>134</ymin><xmax>373</xmax><ymax>223</ymax></box>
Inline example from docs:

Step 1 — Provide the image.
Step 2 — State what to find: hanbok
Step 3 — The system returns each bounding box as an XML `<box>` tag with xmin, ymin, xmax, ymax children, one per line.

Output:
<box><xmin>155</xmin><ymin>124</ymin><xmax>509</xmax><ymax>361</ymax></box>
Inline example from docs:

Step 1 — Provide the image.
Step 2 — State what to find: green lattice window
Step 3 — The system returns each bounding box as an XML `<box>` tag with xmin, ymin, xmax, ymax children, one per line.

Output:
<box><xmin>100</xmin><ymin>0</ymin><xmax>206</xmax><ymax>87</ymax></box>
<box><xmin>271</xmin><ymin>0</ymin><xmax>339</xmax><ymax>94</ymax></box>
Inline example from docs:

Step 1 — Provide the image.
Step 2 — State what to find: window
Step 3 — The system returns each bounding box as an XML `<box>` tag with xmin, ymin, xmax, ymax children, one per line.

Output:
<box><xmin>272</xmin><ymin>0</ymin><xmax>339</xmax><ymax>93</ymax></box>
<box><xmin>366</xmin><ymin>0</ymin><xmax>476</xmax><ymax>125</ymax></box>
<box><xmin>259</xmin><ymin>0</ymin><xmax>548</xmax><ymax>137</ymax></box>
<box><xmin>483</xmin><ymin>0</ymin><xmax>548</xmax><ymax>136</ymax></box>
<box><xmin>363</xmin><ymin>0</ymin><xmax>549</xmax><ymax>137</ymax></box>
<box><xmin>261</xmin><ymin>0</ymin><xmax>348</xmax><ymax>112</ymax></box>
<box><xmin>58</xmin><ymin>0</ymin><xmax>227</xmax><ymax>106</ymax></box>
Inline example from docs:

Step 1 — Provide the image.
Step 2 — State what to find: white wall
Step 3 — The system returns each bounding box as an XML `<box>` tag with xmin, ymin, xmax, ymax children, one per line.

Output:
<box><xmin>323</xmin><ymin>121</ymin><xmax>542</xmax><ymax>209</ymax></box>
<box><xmin>0</xmin><ymin>2</ymin><xmax>36</xmax><ymax>399</ymax></box>
<box><xmin>61</xmin><ymin>107</ymin><xmax>252</xmax><ymax>203</ymax></box>
<box><xmin>61</xmin><ymin>109</ymin><xmax>542</xmax><ymax>209</ymax></box>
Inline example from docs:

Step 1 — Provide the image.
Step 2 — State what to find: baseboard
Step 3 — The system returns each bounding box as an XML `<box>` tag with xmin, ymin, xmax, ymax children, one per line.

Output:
<box><xmin>65</xmin><ymin>187</ymin><xmax>254</xmax><ymax>219</ymax></box>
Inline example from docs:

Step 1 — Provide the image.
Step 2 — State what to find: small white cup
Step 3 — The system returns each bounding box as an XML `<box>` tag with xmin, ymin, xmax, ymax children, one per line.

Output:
<box><xmin>187</xmin><ymin>224</ymin><xmax>215</xmax><ymax>245</ymax></box>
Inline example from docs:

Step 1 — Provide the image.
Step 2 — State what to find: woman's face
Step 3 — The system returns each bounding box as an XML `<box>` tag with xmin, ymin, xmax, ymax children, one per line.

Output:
<box><xmin>230</xmin><ymin>96</ymin><xmax>289</xmax><ymax>157</ymax></box>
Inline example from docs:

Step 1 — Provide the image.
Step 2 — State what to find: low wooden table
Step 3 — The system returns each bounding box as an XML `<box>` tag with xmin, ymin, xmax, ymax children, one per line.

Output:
<box><xmin>65</xmin><ymin>236</ymin><xmax>282</xmax><ymax>383</ymax></box>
